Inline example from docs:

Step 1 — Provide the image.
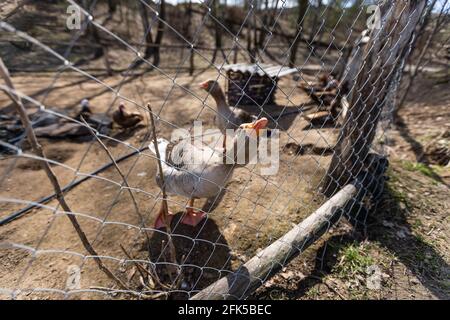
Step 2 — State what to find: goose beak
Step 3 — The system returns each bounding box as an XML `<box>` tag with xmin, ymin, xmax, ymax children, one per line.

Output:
<box><xmin>199</xmin><ymin>81</ymin><xmax>209</xmax><ymax>89</ymax></box>
<box><xmin>242</xmin><ymin>117</ymin><xmax>268</xmax><ymax>136</ymax></box>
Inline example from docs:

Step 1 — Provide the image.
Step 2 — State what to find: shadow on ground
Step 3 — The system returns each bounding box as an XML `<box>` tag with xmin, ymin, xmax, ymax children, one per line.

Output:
<box><xmin>147</xmin><ymin>215</ymin><xmax>232</xmax><ymax>299</ymax></box>
<box><xmin>254</xmin><ymin>186</ymin><xmax>449</xmax><ymax>300</ymax></box>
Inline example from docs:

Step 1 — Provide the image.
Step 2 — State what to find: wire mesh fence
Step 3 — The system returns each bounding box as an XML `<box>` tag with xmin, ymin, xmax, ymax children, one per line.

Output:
<box><xmin>0</xmin><ymin>0</ymin><xmax>447</xmax><ymax>300</ymax></box>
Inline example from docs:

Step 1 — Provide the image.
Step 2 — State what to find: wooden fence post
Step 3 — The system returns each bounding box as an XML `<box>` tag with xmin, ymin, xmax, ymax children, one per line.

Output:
<box><xmin>322</xmin><ymin>0</ymin><xmax>427</xmax><ymax>197</ymax></box>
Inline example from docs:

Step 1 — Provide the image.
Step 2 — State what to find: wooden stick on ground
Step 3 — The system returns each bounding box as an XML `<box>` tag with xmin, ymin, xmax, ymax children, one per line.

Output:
<box><xmin>119</xmin><ymin>243</ymin><xmax>169</xmax><ymax>291</ymax></box>
<box><xmin>0</xmin><ymin>57</ymin><xmax>129</xmax><ymax>291</ymax></box>
<box><xmin>146</xmin><ymin>103</ymin><xmax>179</xmax><ymax>285</ymax></box>
<box><xmin>147</xmin><ymin>104</ymin><xmax>171</xmax><ymax>230</ymax></box>
<box><xmin>191</xmin><ymin>184</ymin><xmax>357</xmax><ymax>300</ymax></box>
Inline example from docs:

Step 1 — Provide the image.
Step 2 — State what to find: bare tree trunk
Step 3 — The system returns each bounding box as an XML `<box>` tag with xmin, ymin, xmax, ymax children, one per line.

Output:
<box><xmin>186</xmin><ymin>0</ymin><xmax>194</xmax><ymax>75</ymax></box>
<box><xmin>253</xmin><ymin>0</ymin><xmax>259</xmax><ymax>57</ymax></box>
<box><xmin>82</xmin><ymin>0</ymin><xmax>101</xmax><ymax>53</ymax></box>
<box><xmin>153</xmin><ymin>0</ymin><xmax>166</xmax><ymax>67</ymax></box>
<box><xmin>260</xmin><ymin>0</ymin><xmax>280</xmax><ymax>61</ymax></box>
<box><xmin>268</xmin><ymin>0</ymin><xmax>280</xmax><ymax>27</ymax></box>
<box><xmin>289</xmin><ymin>0</ymin><xmax>308</xmax><ymax>67</ymax></box>
<box><xmin>258</xmin><ymin>0</ymin><xmax>270</xmax><ymax>48</ymax></box>
<box><xmin>73</xmin><ymin>0</ymin><xmax>110</xmax><ymax>69</ymax></box>
<box><xmin>125</xmin><ymin>1</ymin><xmax>131</xmax><ymax>38</ymax></box>
<box><xmin>394</xmin><ymin>0</ymin><xmax>448</xmax><ymax>119</ymax></box>
<box><xmin>316</xmin><ymin>0</ymin><xmax>337</xmax><ymax>44</ymax></box>
<box><xmin>134</xmin><ymin>0</ymin><xmax>165</xmax><ymax>69</ymax></box>
<box><xmin>308</xmin><ymin>0</ymin><xmax>322</xmax><ymax>43</ymax></box>
<box><xmin>397</xmin><ymin>0</ymin><xmax>439</xmax><ymax>78</ymax></box>
<box><xmin>89</xmin><ymin>24</ymin><xmax>104</xmax><ymax>60</ymax></box>
<box><xmin>108</xmin><ymin>0</ymin><xmax>117</xmax><ymax>15</ymax></box>
<box><xmin>134</xmin><ymin>0</ymin><xmax>154</xmax><ymax>69</ymax></box>
<box><xmin>409</xmin><ymin>0</ymin><xmax>439</xmax><ymax>51</ymax></box>
<box><xmin>211</xmin><ymin>0</ymin><xmax>225</xmax><ymax>64</ymax></box>
<box><xmin>322</xmin><ymin>0</ymin><xmax>427</xmax><ymax>197</ymax></box>
<box><xmin>244</xmin><ymin>1</ymin><xmax>255</xmax><ymax>63</ymax></box>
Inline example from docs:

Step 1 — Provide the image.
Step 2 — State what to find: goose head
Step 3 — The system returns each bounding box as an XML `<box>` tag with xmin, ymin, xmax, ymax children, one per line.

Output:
<box><xmin>225</xmin><ymin>117</ymin><xmax>269</xmax><ymax>166</ymax></box>
<box><xmin>199</xmin><ymin>79</ymin><xmax>224</xmax><ymax>99</ymax></box>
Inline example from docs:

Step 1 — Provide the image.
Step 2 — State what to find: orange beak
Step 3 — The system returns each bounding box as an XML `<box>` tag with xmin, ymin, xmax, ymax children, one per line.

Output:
<box><xmin>242</xmin><ymin>117</ymin><xmax>268</xmax><ymax>136</ymax></box>
<box><xmin>199</xmin><ymin>81</ymin><xmax>209</xmax><ymax>89</ymax></box>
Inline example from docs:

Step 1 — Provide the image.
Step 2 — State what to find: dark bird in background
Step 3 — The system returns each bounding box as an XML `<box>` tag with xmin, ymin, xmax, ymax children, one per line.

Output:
<box><xmin>112</xmin><ymin>103</ymin><xmax>144</xmax><ymax>129</ymax></box>
<box><xmin>318</xmin><ymin>73</ymin><xmax>339</xmax><ymax>91</ymax></box>
<box><xmin>76</xmin><ymin>99</ymin><xmax>93</xmax><ymax>121</ymax></box>
<box><xmin>80</xmin><ymin>99</ymin><xmax>92</xmax><ymax>114</ymax></box>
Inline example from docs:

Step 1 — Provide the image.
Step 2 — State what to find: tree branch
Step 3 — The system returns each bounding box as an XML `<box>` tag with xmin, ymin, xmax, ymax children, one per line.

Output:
<box><xmin>0</xmin><ymin>57</ymin><xmax>129</xmax><ymax>291</ymax></box>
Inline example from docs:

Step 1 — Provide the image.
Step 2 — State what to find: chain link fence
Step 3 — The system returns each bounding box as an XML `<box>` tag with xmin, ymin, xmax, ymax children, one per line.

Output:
<box><xmin>0</xmin><ymin>0</ymin><xmax>446</xmax><ymax>300</ymax></box>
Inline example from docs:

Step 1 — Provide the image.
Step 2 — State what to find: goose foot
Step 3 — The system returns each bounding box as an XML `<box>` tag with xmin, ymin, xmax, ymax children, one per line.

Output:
<box><xmin>154</xmin><ymin>210</ymin><xmax>174</xmax><ymax>229</ymax></box>
<box><xmin>180</xmin><ymin>208</ymin><xmax>207</xmax><ymax>227</ymax></box>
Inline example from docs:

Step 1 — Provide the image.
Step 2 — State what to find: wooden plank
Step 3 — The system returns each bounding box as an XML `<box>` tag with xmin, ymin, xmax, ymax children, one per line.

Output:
<box><xmin>191</xmin><ymin>184</ymin><xmax>357</xmax><ymax>300</ymax></box>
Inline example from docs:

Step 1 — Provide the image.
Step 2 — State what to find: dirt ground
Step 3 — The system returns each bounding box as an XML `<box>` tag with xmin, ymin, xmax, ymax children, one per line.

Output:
<box><xmin>0</xmin><ymin>2</ymin><xmax>342</xmax><ymax>300</ymax></box>
<box><xmin>253</xmin><ymin>73</ymin><xmax>450</xmax><ymax>300</ymax></box>
<box><xmin>0</xmin><ymin>66</ymin><xmax>342</xmax><ymax>299</ymax></box>
<box><xmin>1</xmin><ymin>68</ymin><xmax>448</xmax><ymax>301</ymax></box>
<box><xmin>0</xmin><ymin>2</ymin><xmax>448</xmax><ymax>301</ymax></box>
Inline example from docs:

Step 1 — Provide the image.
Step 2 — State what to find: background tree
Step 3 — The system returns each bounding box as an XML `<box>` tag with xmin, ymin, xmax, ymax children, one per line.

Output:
<box><xmin>289</xmin><ymin>0</ymin><xmax>308</xmax><ymax>67</ymax></box>
<box><xmin>133</xmin><ymin>0</ymin><xmax>166</xmax><ymax>69</ymax></box>
<box><xmin>211</xmin><ymin>0</ymin><xmax>228</xmax><ymax>63</ymax></box>
<box><xmin>322</xmin><ymin>0</ymin><xmax>427</xmax><ymax>197</ymax></box>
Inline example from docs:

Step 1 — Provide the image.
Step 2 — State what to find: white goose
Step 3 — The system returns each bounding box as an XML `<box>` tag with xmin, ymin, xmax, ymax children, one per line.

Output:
<box><xmin>149</xmin><ymin>117</ymin><xmax>268</xmax><ymax>228</ymax></box>
<box><xmin>200</xmin><ymin>79</ymin><xmax>257</xmax><ymax>131</ymax></box>
<box><xmin>200</xmin><ymin>79</ymin><xmax>257</xmax><ymax>148</ymax></box>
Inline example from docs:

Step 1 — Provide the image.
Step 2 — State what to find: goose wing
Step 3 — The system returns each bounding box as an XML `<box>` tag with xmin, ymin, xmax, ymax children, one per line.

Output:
<box><xmin>149</xmin><ymin>137</ymin><xmax>223</xmax><ymax>174</ymax></box>
<box><xmin>149</xmin><ymin>138</ymin><xmax>227</xmax><ymax>198</ymax></box>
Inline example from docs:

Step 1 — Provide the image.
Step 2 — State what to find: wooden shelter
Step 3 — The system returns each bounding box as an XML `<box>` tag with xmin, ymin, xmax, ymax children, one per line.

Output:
<box><xmin>223</xmin><ymin>63</ymin><xmax>297</xmax><ymax>106</ymax></box>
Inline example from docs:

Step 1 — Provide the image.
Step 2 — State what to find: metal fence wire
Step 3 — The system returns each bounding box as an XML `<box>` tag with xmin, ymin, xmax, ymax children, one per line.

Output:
<box><xmin>0</xmin><ymin>0</ymin><xmax>443</xmax><ymax>300</ymax></box>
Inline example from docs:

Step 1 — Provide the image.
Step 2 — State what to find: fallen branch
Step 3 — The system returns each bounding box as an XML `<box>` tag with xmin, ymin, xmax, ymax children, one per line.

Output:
<box><xmin>0</xmin><ymin>57</ymin><xmax>129</xmax><ymax>291</ymax></box>
<box><xmin>146</xmin><ymin>103</ymin><xmax>179</xmax><ymax>285</ymax></box>
<box><xmin>147</xmin><ymin>104</ymin><xmax>171</xmax><ymax>231</ymax></box>
<box><xmin>119</xmin><ymin>244</ymin><xmax>148</xmax><ymax>284</ymax></box>
<box><xmin>191</xmin><ymin>184</ymin><xmax>357</xmax><ymax>300</ymax></box>
<box><xmin>89</xmin><ymin>286</ymin><xmax>167</xmax><ymax>300</ymax></box>
<box><xmin>119</xmin><ymin>243</ymin><xmax>169</xmax><ymax>291</ymax></box>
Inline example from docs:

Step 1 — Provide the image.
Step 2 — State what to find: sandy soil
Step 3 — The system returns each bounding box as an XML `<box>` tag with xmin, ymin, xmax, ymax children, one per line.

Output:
<box><xmin>0</xmin><ymin>67</ymin><xmax>341</xmax><ymax>299</ymax></box>
<box><xmin>0</xmin><ymin>2</ymin><xmax>448</xmax><ymax>301</ymax></box>
<box><xmin>253</xmin><ymin>74</ymin><xmax>450</xmax><ymax>300</ymax></box>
